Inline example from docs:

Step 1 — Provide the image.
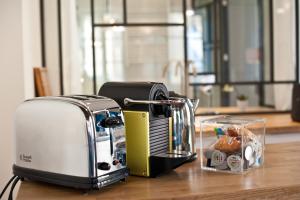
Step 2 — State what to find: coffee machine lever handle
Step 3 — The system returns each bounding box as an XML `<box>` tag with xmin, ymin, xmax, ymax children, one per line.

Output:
<box><xmin>124</xmin><ymin>98</ymin><xmax>184</xmax><ymax>106</ymax></box>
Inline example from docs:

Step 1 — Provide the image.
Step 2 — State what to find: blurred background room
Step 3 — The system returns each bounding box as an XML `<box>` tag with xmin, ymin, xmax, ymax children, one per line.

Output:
<box><xmin>0</xmin><ymin>0</ymin><xmax>299</xmax><ymax>198</ymax></box>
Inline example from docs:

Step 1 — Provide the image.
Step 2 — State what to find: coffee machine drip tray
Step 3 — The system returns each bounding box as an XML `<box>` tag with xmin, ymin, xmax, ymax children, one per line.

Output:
<box><xmin>149</xmin><ymin>152</ymin><xmax>197</xmax><ymax>177</ymax></box>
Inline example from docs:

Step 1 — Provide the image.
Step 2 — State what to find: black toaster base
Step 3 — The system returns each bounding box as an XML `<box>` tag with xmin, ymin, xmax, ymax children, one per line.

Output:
<box><xmin>13</xmin><ymin>164</ymin><xmax>129</xmax><ymax>190</ymax></box>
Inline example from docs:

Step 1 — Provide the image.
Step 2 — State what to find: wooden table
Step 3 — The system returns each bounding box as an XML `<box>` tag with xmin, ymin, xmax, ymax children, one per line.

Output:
<box><xmin>17</xmin><ymin>142</ymin><xmax>300</xmax><ymax>200</ymax></box>
<box><xmin>196</xmin><ymin>106</ymin><xmax>276</xmax><ymax>115</ymax></box>
<box><xmin>196</xmin><ymin>114</ymin><xmax>300</xmax><ymax>134</ymax></box>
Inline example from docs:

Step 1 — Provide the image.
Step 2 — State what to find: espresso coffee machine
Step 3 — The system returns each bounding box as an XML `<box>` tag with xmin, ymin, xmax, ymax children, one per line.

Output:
<box><xmin>98</xmin><ymin>82</ymin><xmax>198</xmax><ymax>177</ymax></box>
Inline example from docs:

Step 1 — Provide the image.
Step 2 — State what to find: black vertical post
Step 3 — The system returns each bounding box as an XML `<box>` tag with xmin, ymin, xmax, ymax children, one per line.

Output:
<box><xmin>296</xmin><ymin>0</ymin><xmax>299</xmax><ymax>83</ymax></box>
<box><xmin>220</xmin><ymin>1</ymin><xmax>230</xmax><ymax>106</ymax></box>
<box><xmin>183</xmin><ymin>0</ymin><xmax>188</xmax><ymax>95</ymax></box>
<box><xmin>123</xmin><ymin>0</ymin><xmax>127</xmax><ymax>24</ymax></box>
<box><xmin>213</xmin><ymin>0</ymin><xmax>221</xmax><ymax>105</ymax></box>
<box><xmin>40</xmin><ymin>0</ymin><xmax>46</xmax><ymax>67</ymax></box>
<box><xmin>257</xmin><ymin>0</ymin><xmax>265</xmax><ymax>106</ymax></box>
<box><xmin>91</xmin><ymin>0</ymin><xmax>97</xmax><ymax>94</ymax></box>
<box><xmin>57</xmin><ymin>0</ymin><xmax>64</xmax><ymax>95</ymax></box>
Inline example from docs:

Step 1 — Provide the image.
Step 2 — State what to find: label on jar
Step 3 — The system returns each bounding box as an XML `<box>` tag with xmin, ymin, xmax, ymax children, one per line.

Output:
<box><xmin>227</xmin><ymin>155</ymin><xmax>243</xmax><ymax>172</ymax></box>
<box><xmin>211</xmin><ymin>150</ymin><xmax>227</xmax><ymax>166</ymax></box>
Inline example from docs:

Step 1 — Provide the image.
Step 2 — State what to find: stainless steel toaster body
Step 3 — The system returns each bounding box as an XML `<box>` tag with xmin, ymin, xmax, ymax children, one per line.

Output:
<box><xmin>13</xmin><ymin>95</ymin><xmax>128</xmax><ymax>189</ymax></box>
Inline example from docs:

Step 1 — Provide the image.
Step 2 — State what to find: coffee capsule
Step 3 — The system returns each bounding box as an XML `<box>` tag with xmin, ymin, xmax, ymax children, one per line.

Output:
<box><xmin>214</xmin><ymin>127</ymin><xmax>225</xmax><ymax>138</ymax></box>
<box><xmin>254</xmin><ymin>157</ymin><xmax>262</xmax><ymax>166</ymax></box>
<box><xmin>211</xmin><ymin>150</ymin><xmax>227</xmax><ymax>166</ymax></box>
<box><xmin>255</xmin><ymin>141</ymin><xmax>263</xmax><ymax>159</ymax></box>
<box><xmin>249</xmin><ymin>156</ymin><xmax>255</xmax><ymax>166</ymax></box>
<box><xmin>204</xmin><ymin>149</ymin><xmax>214</xmax><ymax>159</ymax></box>
<box><xmin>206</xmin><ymin>158</ymin><xmax>212</xmax><ymax>167</ymax></box>
<box><xmin>227</xmin><ymin>155</ymin><xmax>243</xmax><ymax>172</ymax></box>
<box><xmin>215</xmin><ymin>161</ymin><xmax>228</xmax><ymax>170</ymax></box>
<box><xmin>244</xmin><ymin>144</ymin><xmax>253</xmax><ymax>161</ymax></box>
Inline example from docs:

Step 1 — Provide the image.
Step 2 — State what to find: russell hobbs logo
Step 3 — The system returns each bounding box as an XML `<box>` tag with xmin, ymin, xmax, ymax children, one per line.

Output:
<box><xmin>20</xmin><ymin>154</ymin><xmax>32</xmax><ymax>162</ymax></box>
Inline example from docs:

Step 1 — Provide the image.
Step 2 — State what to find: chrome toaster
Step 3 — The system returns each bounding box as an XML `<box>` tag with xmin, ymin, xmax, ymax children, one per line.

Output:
<box><xmin>13</xmin><ymin>95</ymin><xmax>128</xmax><ymax>189</ymax></box>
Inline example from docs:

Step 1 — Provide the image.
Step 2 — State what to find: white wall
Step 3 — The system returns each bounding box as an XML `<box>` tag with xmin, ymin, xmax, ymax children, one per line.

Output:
<box><xmin>22</xmin><ymin>0</ymin><xmax>42</xmax><ymax>98</ymax></box>
<box><xmin>0</xmin><ymin>0</ymin><xmax>24</xmax><ymax>198</ymax></box>
<box><xmin>44</xmin><ymin>0</ymin><xmax>60</xmax><ymax>96</ymax></box>
<box><xmin>273</xmin><ymin>0</ymin><xmax>295</xmax><ymax>110</ymax></box>
<box><xmin>0</xmin><ymin>0</ymin><xmax>40</xmax><ymax>198</ymax></box>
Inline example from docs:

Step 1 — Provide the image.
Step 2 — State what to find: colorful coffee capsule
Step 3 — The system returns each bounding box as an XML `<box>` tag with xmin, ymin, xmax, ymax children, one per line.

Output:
<box><xmin>204</xmin><ymin>149</ymin><xmax>214</xmax><ymax>159</ymax></box>
<box><xmin>215</xmin><ymin>161</ymin><xmax>228</xmax><ymax>170</ymax></box>
<box><xmin>206</xmin><ymin>158</ymin><xmax>212</xmax><ymax>167</ymax></box>
<box><xmin>244</xmin><ymin>144</ymin><xmax>254</xmax><ymax>161</ymax></box>
<box><xmin>211</xmin><ymin>150</ymin><xmax>227</xmax><ymax>166</ymax></box>
<box><xmin>227</xmin><ymin>155</ymin><xmax>243</xmax><ymax>172</ymax></box>
<box><xmin>243</xmin><ymin>159</ymin><xmax>249</xmax><ymax>169</ymax></box>
<box><xmin>214</xmin><ymin>127</ymin><xmax>225</xmax><ymax>138</ymax></box>
<box><xmin>255</xmin><ymin>141</ymin><xmax>263</xmax><ymax>159</ymax></box>
<box><xmin>254</xmin><ymin>156</ymin><xmax>263</xmax><ymax>166</ymax></box>
<box><xmin>249</xmin><ymin>156</ymin><xmax>255</xmax><ymax>166</ymax></box>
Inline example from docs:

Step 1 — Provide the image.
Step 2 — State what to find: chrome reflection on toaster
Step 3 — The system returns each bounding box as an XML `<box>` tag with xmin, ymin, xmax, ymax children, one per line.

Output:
<box><xmin>13</xmin><ymin>95</ymin><xmax>129</xmax><ymax>189</ymax></box>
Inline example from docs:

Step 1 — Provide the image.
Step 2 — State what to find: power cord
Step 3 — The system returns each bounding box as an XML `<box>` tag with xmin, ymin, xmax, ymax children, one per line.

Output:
<box><xmin>0</xmin><ymin>175</ymin><xmax>20</xmax><ymax>200</ymax></box>
<box><xmin>0</xmin><ymin>176</ymin><xmax>17</xmax><ymax>199</ymax></box>
<box><xmin>8</xmin><ymin>177</ymin><xmax>20</xmax><ymax>200</ymax></box>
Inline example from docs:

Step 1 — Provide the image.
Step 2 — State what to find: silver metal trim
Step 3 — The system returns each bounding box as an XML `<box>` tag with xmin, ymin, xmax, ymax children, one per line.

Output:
<box><xmin>124</xmin><ymin>98</ymin><xmax>185</xmax><ymax>106</ymax></box>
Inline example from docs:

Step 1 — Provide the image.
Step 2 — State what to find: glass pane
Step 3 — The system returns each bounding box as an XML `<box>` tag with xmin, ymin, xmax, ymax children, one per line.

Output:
<box><xmin>273</xmin><ymin>0</ymin><xmax>296</xmax><ymax>81</ymax></box>
<box><xmin>187</xmin><ymin>3</ymin><xmax>215</xmax><ymax>74</ymax></box>
<box><xmin>191</xmin><ymin>85</ymin><xmax>221</xmax><ymax>108</ymax></box>
<box><xmin>195</xmin><ymin>84</ymin><xmax>292</xmax><ymax>114</ymax></box>
<box><xmin>62</xmin><ymin>0</ymin><xmax>93</xmax><ymax>94</ymax></box>
<box><xmin>189</xmin><ymin>74</ymin><xmax>216</xmax><ymax>84</ymax></box>
<box><xmin>95</xmin><ymin>26</ymin><xmax>184</xmax><ymax>93</ymax></box>
<box><xmin>227</xmin><ymin>0</ymin><xmax>269</xmax><ymax>82</ymax></box>
<box><xmin>264</xmin><ymin>84</ymin><xmax>293</xmax><ymax>110</ymax></box>
<box><xmin>127</xmin><ymin>0</ymin><xmax>183</xmax><ymax>23</ymax></box>
<box><xmin>94</xmin><ymin>0</ymin><xmax>123</xmax><ymax>24</ymax></box>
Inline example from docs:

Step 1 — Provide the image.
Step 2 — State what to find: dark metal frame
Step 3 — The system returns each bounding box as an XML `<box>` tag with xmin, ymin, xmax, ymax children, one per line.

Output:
<box><xmin>296</xmin><ymin>0</ymin><xmax>300</xmax><ymax>83</ymax></box>
<box><xmin>192</xmin><ymin>0</ymin><xmax>299</xmax><ymax>112</ymax></box>
<box><xmin>57</xmin><ymin>0</ymin><xmax>64</xmax><ymax>95</ymax></box>
<box><xmin>39</xmin><ymin>0</ymin><xmax>46</xmax><ymax>67</ymax></box>
<box><xmin>91</xmin><ymin>0</ymin><xmax>96</xmax><ymax>94</ymax></box>
<box><xmin>257</xmin><ymin>0</ymin><xmax>265</xmax><ymax>106</ymax></box>
<box><xmin>39</xmin><ymin>0</ymin><xmax>299</xmax><ymax>114</ymax></box>
<box><xmin>90</xmin><ymin>0</ymin><xmax>187</xmax><ymax>94</ymax></box>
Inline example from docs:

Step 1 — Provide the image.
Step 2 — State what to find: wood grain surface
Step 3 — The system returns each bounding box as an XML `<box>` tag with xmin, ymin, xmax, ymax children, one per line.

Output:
<box><xmin>196</xmin><ymin>114</ymin><xmax>300</xmax><ymax>134</ymax></box>
<box><xmin>33</xmin><ymin>67</ymin><xmax>52</xmax><ymax>96</ymax></box>
<box><xmin>196</xmin><ymin>106</ymin><xmax>276</xmax><ymax>115</ymax></box>
<box><xmin>16</xmin><ymin>142</ymin><xmax>300</xmax><ymax>200</ymax></box>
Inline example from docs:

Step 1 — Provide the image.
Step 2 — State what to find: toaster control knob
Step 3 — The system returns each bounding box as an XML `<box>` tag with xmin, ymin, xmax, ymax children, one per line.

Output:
<box><xmin>102</xmin><ymin>117</ymin><xmax>123</xmax><ymax>128</ymax></box>
<box><xmin>97</xmin><ymin>162</ymin><xmax>111</xmax><ymax>170</ymax></box>
<box><xmin>112</xmin><ymin>160</ymin><xmax>119</xmax><ymax>165</ymax></box>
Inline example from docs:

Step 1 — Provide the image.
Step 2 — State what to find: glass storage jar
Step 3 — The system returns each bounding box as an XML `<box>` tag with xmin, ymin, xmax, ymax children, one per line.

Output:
<box><xmin>200</xmin><ymin>116</ymin><xmax>265</xmax><ymax>174</ymax></box>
